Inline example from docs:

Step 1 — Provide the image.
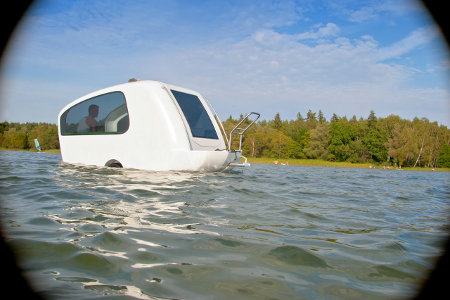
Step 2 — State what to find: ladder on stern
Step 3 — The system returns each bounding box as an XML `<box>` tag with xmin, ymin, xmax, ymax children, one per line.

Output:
<box><xmin>227</xmin><ymin>112</ymin><xmax>260</xmax><ymax>167</ymax></box>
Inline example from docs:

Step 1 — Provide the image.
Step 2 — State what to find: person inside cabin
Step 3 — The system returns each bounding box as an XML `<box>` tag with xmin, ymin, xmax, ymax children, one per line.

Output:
<box><xmin>78</xmin><ymin>104</ymin><xmax>99</xmax><ymax>132</ymax></box>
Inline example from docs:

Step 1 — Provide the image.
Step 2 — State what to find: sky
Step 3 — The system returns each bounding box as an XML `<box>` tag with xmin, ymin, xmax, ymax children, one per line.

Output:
<box><xmin>0</xmin><ymin>0</ymin><xmax>449</xmax><ymax>126</ymax></box>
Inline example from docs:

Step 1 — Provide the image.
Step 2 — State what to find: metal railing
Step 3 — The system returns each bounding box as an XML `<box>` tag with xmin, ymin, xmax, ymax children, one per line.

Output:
<box><xmin>228</xmin><ymin>112</ymin><xmax>260</xmax><ymax>152</ymax></box>
<box><xmin>203</xmin><ymin>96</ymin><xmax>260</xmax><ymax>168</ymax></box>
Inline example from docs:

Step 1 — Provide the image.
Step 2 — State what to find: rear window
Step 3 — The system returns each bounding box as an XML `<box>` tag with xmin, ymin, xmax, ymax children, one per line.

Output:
<box><xmin>171</xmin><ymin>90</ymin><xmax>218</xmax><ymax>139</ymax></box>
<box><xmin>60</xmin><ymin>92</ymin><xmax>129</xmax><ymax>135</ymax></box>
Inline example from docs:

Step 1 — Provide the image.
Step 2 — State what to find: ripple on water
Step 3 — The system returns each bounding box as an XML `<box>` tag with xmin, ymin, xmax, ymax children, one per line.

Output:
<box><xmin>267</xmin><ymin>245</ymin><xmax>331</xmax><ymax>268</ymax></box>
<box><xmin>27</xmin><ymin>216</ymin><xmax>60</xmax><ymax>226</ymax></box>
<box><xmin>66</xmin><ymin>252</ymin><xmax>119</xmax><ymax>277</ymax></box>
<box><xmin>91</xmin><ymin>231</ymin><xmax>135</xmax><ymax>252</ymax></box>
<box><xmin>8</xmin><ymin>238</ymin><xmax>81</xmax><ymax>268</ymax></box>
<box><xmin>55</xmin><ymin>276</ymin><xmax>97</xmax><ymax>283</ymax></box>
<box><xmin>368</xmin><ymin>265</ymin><xmax>415</xmax><ymax>280</ymax></box>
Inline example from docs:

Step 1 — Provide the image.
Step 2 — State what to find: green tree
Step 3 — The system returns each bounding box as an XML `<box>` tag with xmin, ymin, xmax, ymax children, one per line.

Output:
<box><xmin>1</xmin><ymin>128</ymin><xmax>15</xmax><ymax>148</ymax></box>
<box><xmin>413</xmin><ymin>119</ymin><xmax>447</xmax><ymax>168</ymax></box>
<box><xmin>347</xmin><ymin>139</ymin><xmax>371</xmax><ymax>163</ymax></box>
<box><xmin>11</xmin><ymin>131</ymin><xmax>28</xmax><ymax>149</ymax></box>
<box><xmin>330</xmin><ymin>113</ymin><xmax>339</xmax><ymax>123</ymax></box>
<box><xmin>0</xmin><ymin>122</ymin><xmax>10</xmax><ymax>134</ymax></box>
<box><xmin>243</xmin><ymin>125</ymin><xmax>267</xmax><ymax>157</ymax></box>
<box><xmin>272</xmin><ymin>113</ymin><xmax>282</xmax><ymax>130</ymax></box>
<box><xmin>385</xmin><ymin>122</ymin><xmax>417</xmax><ymax>167</ymax></box>
<box><xmin>305</xmin><ymin>110</ymin><xmax>318</xmax><ymax>130</ymax></box>
<box><xmin>306</xmin><ymin>110</ymin><xmax>316</xmax><ymax>121</ymax></box>
<box><xmin>328</xmin><ymin>117</ymin><xmax>358</xmax><ymax>161</ymax></box>
<box><xmin>363</xmin><ymin>128</ymin><xmax>387</xmax><ymax>162</ymax></box>
<box><xmin>437</xmin><ymin>144</ymin><xmax>450</xmax><ymax>167</ymax></box>
<box><xmin>292</xmin><ymin>127</ymin><xmax>309</xmax><ymax>153</ymax></box>
<box><xmin>271</xmin><ymin>132</ymin><xmax>302</xmax><ymax>158</ymax></box>
<box><xmin>318</xmin><ymin>110</ymin><xmax>326</xmax><ymax>124</ymax></box>
<box><xmin>284</xmin><ymin>117</ymin><xmax>309</xmax><ymax>155</ymax></box>
<box><xmin>367</xmin><ymin>110</ymin><xmax>377</xmax><ymax>128</ymax></box>
<box><xmin>363</xmin><ymin>112</ymin><xmax>387</xmax><ymax>162</ymax></box>
<box><xmin>304</xmin><ymin>123</ymin><xmax>329</xmax><ymax>159</ymax></box>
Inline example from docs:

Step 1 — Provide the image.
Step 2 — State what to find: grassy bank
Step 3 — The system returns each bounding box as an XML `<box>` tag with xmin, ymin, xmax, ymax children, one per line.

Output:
<box><xmin>0</xmin><ymin>147</ymin><xmax>61</xmax><ymax>154</ymax></box>
<box><xmin>247</xmin><ymin>157</ymin><xmax>450</xmax><ymax>172</ymax></box>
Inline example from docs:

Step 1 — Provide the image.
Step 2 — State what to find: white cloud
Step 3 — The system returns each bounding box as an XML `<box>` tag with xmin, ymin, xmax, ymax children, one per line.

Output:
<box><xmin>252</xmin><ymin>30</ymin><xmax>285</xmax><ymax>47</ymax></box>
<box><xmin>296</xmin><ymin>23</ymin><xmax>341</xmax><ymax>40</ymax></box>
<box><xmin>348</xmin><ymin>6</ymin><xmax>378</xmax><ymax>23</ymax></box>
<box><xmin>346</xmin><ymin>0</ymin><xmax>425</xmax><ymax>23</ymax></box>
<box><xmin>375</xmin><ymin>26</ymin><xmax>440</xmax><ymax>61</ymax></box>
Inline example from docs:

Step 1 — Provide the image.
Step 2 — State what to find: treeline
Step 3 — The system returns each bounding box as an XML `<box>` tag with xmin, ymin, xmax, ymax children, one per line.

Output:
<box><xmin>224</xmin><ymin>110</ymin><xmax>450</xmax><ymax>168</ymax></box>
<box><xmin>1</xmin><ymin>111</ymin><xmax>449</xmax><ymax>168</ymax></box>
<box><xmin>0</xmin><ymin>122</ymin><xmax>59</xmax><ymax>150</ymax></box>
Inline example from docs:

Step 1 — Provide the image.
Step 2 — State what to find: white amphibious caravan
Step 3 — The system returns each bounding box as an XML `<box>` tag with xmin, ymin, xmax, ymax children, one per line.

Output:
<box><xmin>58</xmin><ymin>80</ymin><xmax>259</xmax><ymax>171</ymax></box>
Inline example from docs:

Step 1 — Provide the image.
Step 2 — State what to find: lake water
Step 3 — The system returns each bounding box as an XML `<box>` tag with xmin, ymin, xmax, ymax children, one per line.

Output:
<box><xmin>0</xmin><ymin>150</ymin><xmax>448</xmax><ymax>300</ymax></box>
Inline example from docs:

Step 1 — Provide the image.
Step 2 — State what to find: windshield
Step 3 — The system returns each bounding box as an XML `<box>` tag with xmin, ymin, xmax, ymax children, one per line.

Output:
<box><xmin>171</xmin><ymin>90</ymin><xmax>218</xmax><ymax>139</ymax></box>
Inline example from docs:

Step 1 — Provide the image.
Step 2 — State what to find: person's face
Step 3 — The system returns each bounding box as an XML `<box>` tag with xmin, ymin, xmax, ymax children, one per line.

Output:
<box><xmin>91</xmin><ymin>107</ymin><xmax>99</xmax><ymax>117</ymax></box>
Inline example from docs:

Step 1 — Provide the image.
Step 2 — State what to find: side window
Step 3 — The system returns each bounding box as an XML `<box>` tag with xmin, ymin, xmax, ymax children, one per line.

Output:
<box><xmin>60</xmin><ymin>92</ymin><xmax>129</xmax><ymax>135</ymax></box>
<box><xmin>171</xmin><ymin>90</ymin><xmax>218</xmax><ymax>139</ymax></box>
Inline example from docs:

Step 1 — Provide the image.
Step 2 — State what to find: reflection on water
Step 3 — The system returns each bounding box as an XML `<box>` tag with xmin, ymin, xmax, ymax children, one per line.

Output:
<box><xmin>0</xmin><ymin>150</ymin><xmax>449</xmax><ymax>299</ymax></box>
<box><xmin>54</xmin><ymin>164</ymin><xmax>228</xmax><ymax>237</ymax></box>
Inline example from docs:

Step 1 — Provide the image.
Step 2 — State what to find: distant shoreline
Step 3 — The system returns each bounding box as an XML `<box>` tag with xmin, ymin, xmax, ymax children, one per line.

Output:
<box><xmin>247</xmin><ymin>157</ymin><xmax>450</xmax><ymax>172</ymax></box>
<box><xmin>1</xmin><ymin>149</ymin><xmax>448</xmax><ymax>172</ymax></box>
<box><xmin>0</xmin><ymin>147</ymin><xmax>61</xmax><ymax>154</ymax></box>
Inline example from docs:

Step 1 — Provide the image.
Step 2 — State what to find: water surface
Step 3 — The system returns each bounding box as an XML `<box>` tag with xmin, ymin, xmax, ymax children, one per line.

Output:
<box><xmin>0</xmin><ymin>150</ymin><xmax>448</xmax><ymax>299</ymax></box>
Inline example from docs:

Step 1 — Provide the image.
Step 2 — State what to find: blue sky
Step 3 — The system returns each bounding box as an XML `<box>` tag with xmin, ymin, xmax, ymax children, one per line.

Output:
<box><xmin>1</xmin><ymin>0</ymin><xmax>449</xmax><ymax>125</ymax></box>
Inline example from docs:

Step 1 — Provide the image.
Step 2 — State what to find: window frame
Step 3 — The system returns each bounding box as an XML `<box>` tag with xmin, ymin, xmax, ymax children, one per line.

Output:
<box><xmin>60</xmin><ymin>91</ymin><xmax>130</xmax><ymax>136</ymax></box>
<box><xmin>170</xmin><ymin>89</ymin><xmax>219</xmax><ymax>140</ymax></box>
